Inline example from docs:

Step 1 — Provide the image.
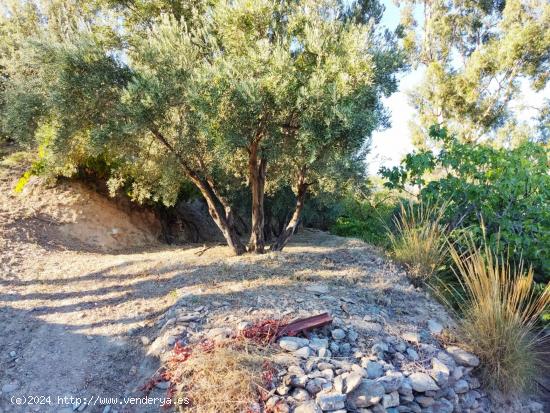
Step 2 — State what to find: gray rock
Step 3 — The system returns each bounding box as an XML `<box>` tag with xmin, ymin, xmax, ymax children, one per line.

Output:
<box><xmin>372</xmin><ymin>341</ymin><xmax>389</xmax><ymax>354</ymax></box>
<box><xmin>435</xmin><ymin>351</ymin><xmax>456</xmax><ymax>370</ymax></box>
<box><xmin>371</xmin><ymin>404</ymin><xmax>388</xmax><ymax>413</ymax></box>
<box><xmin>316</xmin><ymin>393</ymin><xmax>346</xmax><ymax>411</ymax></box>
<box><xmin>206</xmin><ymin>327</ymin><xmax>232</xmax><ymax>340</ymax></box>
<box><xmin>451</xmin><ymin>365</ymin><xmax>464</xmax><ymax>381</ymax></box>
<box><xmin>177</xmin><ymin>314</ymin><xmax>201</xmax><ymax>323</ymax></box>
<box><xmin>344</xmin><ymin>372</ymin><xmax>363</xmax><ymax>393</ymax></box>
<box><xmin>309</xmin><ymin>338</ymin><xmax>329</xmax><ymax>351</ymax></box>
<box><xmin>276</xmin><ymin>383</ymin><xmax>291</xmax><ymax>396</ymax></box>
<box><xmin>402</xmin><ymin>402</ymin><xmax>422</xmax><ymax>413</ymax></box>
<box><xmin>401</xmin><ymin>332</ymin><xmax>420</xmax><ymax>344</ymax></box>
<box><xmin>406</xmin><ymin>348</ymin><xmax>419</xmax><ymax>361</ymax></box>
<box><xmin>427</xmin><ymin>320</ymin><xmax>443</xmax><ymax>335</ymax></box>
<box><xmin>289</xmin><ymin>365</ymin><xmax>306</xmax><ymax>376</ymax></box>
<box><xmin>320</xmin><ymin>368</ymin><xmax>334</xmax><ymax>380</ymax></box>
<box><xmin>292</xmin><ymin>388</ymin><xmax>311</xmax><ymax>401</ymax></box>
<box><xmin>290</xmin><ymin>375</ymin><xmax>309</xmax><ymax>388</ymax></box>
<box><xmin>468</xmin><ymin>376</ymin><xmax>480</xmax><ymax>389</ymax></box>
<box><xmin>528</xmin><ymin>401</ymin><xmax>544</xmax><ymax>413</ymax></box>
<box><xmin>432</xmin><ymin>398</ymin><xmax>454</xmax><ymax>413</ymax></box>
<box><xmin>415</xmin><ymin>395</ymin><xmax>434</xmax><ymax>407</ymax></box>
<box><xmin>408</xmin><ymin>372</ymin><xmax>439</xmax><ymax>392</ymax></box>
<box><xmin>446</xmin><ymin>346</ymin><xmax>479</xmax><ymax>367</ymax></box>
<box><xmin>461</xmin><ymin>391</ymin><xmax>479</xmax><ymax>409</ymax></box>
<box><xmin>340</xmin><ymin>342</ymin><xmax>351</xmax><ymax>355</ymax></box>
<box><xmin>295</xmin><ymin>346</ymin><xmax>314</xmax><ymax>358</ymax></box>
<box><xmin>331</xmin><ymin>329</ymin><xmax>346</xmax><ymax>340</ymax></box>
<box><xmin>383</xmin><ymin>391</ymin><xmax>400</xmax><ymax>408</ymax></box>
<box><xmin>398</xmin><ymin>379</ymin><xmax>413</xmax><ymax>397</ymax></box>
<box><xmin>376</xmin><ymin>371</ymin><xmax>404</xmax><ymax>393</ymax></box>
<box><xmin>317</xmin><ymin>362</ymin><xmax>333</xmax><ymax>371</ymax></box>
<box><xmin>279</xmin><ymin>336</ymin><xmax>310</xmax><ymax>351</ymax></box>
<box><xmin>306</xmin><ymin>378</ymin><xmax>328</xmax><ymax>395</ymax></box>
<box><xmin>318</xmin><ymin>348</ymin><xmax>332</xmax><ymax>358</ymax></box>
<box><xmin>347</xmin><ymin>380</ymin><xmax>385</xmax><ymax>409</ymax></box>
<box><xmin>365</xmin><ymin>361</ymin><xmax>384</xmax><ymax>379</ymax></box>
<box><xmin>355</xmin><ymin>320</ymin><xmax>383</xmax><ymax>333</ymax></box>
<box><xmin>430</xmin><ymin>358</ymin><xmax>450</xmax><ymax>386</ymax></box>
<box><xmin>453</xmin><ymin>379</ymin><xmax>469</xmax><ymax>394</ymax></box>
<box><xmin>1</xmin><ymin>381</ymin><xmax>20</xmax><ymax>392</ymax></box>
<box><xmin>333</xmin><ymin>375</ymin><xmax>345</xmax><ymax>393</ymax></box>
<box><xmin>348</xmin><ymin>330</ymin><xmax>359</xmax><ymax>342</ymax></box>
<box><xmin>294</xmin><ymin>401</ymin><xmax>322</xmax><ymax>413</ymax></box>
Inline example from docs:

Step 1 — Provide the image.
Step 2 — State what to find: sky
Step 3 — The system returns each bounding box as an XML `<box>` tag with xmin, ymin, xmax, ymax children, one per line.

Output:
<box><xmin>366</xmin><ymin>0</ymin><xmax>550</xmax><ymax>176</ymax></box>
<box><xmin>366</xmin><ymin>0</ymin><xmax>419</xmax><ymax>175</ymax></box>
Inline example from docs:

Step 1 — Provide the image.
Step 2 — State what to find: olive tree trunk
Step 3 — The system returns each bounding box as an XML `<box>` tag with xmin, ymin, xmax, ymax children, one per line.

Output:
<box><xmin>151</xmin><ymin>128</ymin><xmax>246</xmax><ymax>255</ymax></box>
<box><xmin>247</xmin><ymin>141</ymin><xmax>267</xmax><ymax>253</ymax></box>
<box><xmin>271</xmin><ymin>168</ymin><xmax>308</xmax><ymax>251</ymax></box>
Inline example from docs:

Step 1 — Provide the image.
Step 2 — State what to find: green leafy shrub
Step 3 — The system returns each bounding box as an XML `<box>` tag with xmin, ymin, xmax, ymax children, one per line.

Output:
<box><xmin>330</xmin><ymin>192</ymin><xmax>397</xmax><ymax>247</ymax></box>
<box><xmin>381</xmin><ymin>125</ymin><xmax>550</xmax><ymax>282</ymax></box>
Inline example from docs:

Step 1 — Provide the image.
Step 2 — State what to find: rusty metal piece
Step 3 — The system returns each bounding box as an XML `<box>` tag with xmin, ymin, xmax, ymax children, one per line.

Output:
<box><xmin>277</xmin><ymin>313</ymin><xmax>333</xmax><ymax>337</ymax></box>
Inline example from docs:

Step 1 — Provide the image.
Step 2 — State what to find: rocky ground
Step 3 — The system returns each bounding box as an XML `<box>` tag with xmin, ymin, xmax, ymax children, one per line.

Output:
<box><xmin>0</xmin><ymin>157</ymin><xmax>546</xmax><ymax>413</ymax></box>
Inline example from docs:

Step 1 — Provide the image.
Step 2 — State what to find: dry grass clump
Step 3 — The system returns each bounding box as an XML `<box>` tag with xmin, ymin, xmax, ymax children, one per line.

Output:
<box><xmin>388</xmin><ymin>202</ymin><xmax>448</xmax><ymax>285</ymax></box>
<box><xmin>449</xmin><ymin>239</ymin><xmax>550</xmax><ymax>393</ymax></box>
<box><xmin>171</xmin><ymin>342</ymin><xmax>277</xmax><ymax>413</ymax></box>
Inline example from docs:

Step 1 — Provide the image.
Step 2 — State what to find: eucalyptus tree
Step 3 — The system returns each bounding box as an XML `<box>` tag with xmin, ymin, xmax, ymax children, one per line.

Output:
<box><xmin>398</xmin><ymin>0</ymin><xmax>550</xmax><ymax>146</ymax></box>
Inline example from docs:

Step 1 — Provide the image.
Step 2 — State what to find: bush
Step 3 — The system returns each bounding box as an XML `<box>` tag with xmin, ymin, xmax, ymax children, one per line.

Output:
<box><xmin>330</xmin><ymin>191</ymin><xmax>397</xmax><ymax>247</ymax></box>
<box><xmin>447</xmin><ymin>237</ymin><xmax>550</xmax><ymax>393</ymax></box>
<box><xmin>381</xmin><ymin>125</ymin><xmax>550</xmax><ymax>282</ymax></box>
<box><xmin>388</xmin><ymin>202</ymin><xmax>448</xmax><ymax>285</ymax></box>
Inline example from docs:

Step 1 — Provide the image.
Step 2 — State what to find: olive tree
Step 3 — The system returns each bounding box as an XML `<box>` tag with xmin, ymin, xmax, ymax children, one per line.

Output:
<box><xmin>2</xmin><ymin>0</ymin><xmax>402</xmax><ymax>254</ymax></box>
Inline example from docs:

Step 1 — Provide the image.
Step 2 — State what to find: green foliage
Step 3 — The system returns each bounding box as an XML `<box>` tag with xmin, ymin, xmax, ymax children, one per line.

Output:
<box><xmin>0</xmin><ymin>0</ymin><xmax>403</xmax><ymax>252</ymax></box>
<box><xmin>381</xmin><ymin>126</ymin><xmax>550</xmax><ymax>281</ymax></box>
<box><xmin>398</xmin><ymin>0</ymin><xmax>550</xmax><ymax>146</ymax></box>
<box><xmin>330</xmin><ymin>192</ymin><xmax>397</xmax><ymax>247</ymax></box>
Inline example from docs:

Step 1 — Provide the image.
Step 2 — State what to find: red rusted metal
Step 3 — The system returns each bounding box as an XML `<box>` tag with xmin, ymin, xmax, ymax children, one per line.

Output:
<box><xmin>276</xmin><ymin>313</ymin><xmax>333</xmax><ymax>337</ymax></box>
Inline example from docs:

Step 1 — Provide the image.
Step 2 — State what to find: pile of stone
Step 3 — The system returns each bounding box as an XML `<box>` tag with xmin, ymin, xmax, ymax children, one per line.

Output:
<box><xmin>266</xmin><ymin>326</ymin><xmax>543</xmax><ymax>413</ymax></box>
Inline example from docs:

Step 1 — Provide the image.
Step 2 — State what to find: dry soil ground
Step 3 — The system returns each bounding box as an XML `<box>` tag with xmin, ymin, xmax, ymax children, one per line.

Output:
<box><xmin>0</xmin><ymin>155</ymin><xmax>546</xmax><ymax>413</ymax></box>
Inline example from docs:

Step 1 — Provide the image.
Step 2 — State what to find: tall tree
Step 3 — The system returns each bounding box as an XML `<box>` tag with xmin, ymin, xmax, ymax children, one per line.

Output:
<box><xmin>1</xmin><ymin>0</ymin><xmax>402</xmax><ymax>254</ymax></box>
<box><xmin>397</xmin><ymin>0</ymin><xmax>550</xmax><ymax>146</ymax></box>
<box><xmin>196</xmin><ymin>0</ymin><xmax>403</xmax><ymax>252</ymax></box>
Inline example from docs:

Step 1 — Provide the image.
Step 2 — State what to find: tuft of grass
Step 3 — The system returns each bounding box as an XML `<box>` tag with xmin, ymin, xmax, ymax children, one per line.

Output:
<box><xmin>448</xmin><ymin>238</ymin><xmax>550</xmax><ymax>394</ymax></box>
<box><xmin>171</xmin><ymin>343</ymin><xmax>276</xmax><ymax>413</ymax></box>
<box><xmin>388</xmin><ymin>202</ymin><xmax>448</xmax><ymax>285</ymax></box>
